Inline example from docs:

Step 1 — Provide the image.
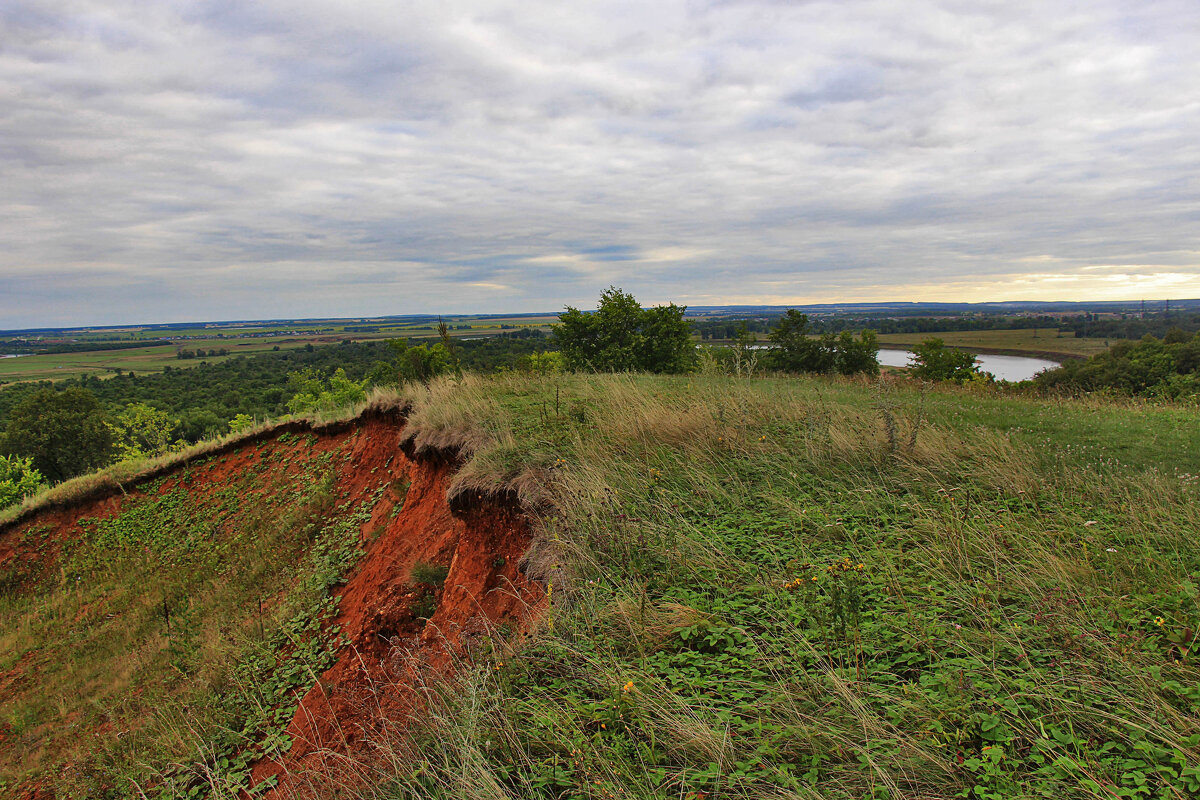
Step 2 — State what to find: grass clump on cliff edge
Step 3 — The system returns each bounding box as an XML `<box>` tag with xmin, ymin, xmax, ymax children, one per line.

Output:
<box><xmin>382</xmin><ymin>372</ymin><xmax>1200</xmax><ymax>800</ymax></box>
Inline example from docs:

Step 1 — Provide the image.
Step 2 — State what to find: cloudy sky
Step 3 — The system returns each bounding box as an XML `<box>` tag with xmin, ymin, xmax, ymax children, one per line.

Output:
<box><xmin>2</xmin><ymin>0</ymin><xmax>1198</xmax><ymax>327</ymax></box>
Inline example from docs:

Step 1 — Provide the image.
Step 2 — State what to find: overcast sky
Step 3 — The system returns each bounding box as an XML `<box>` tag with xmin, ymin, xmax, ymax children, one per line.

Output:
<box><xmin>2</xmin><ymin>0</ymin><xmax>1198</xmax><ymax>327</ymax></box>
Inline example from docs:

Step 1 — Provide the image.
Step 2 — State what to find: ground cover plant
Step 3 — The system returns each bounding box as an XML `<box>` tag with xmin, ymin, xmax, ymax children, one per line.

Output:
<box><xmin>372</xmin><ymin>371</ymin><xmax>1200</xmax><ymax>799</ymax></box>
<box><xmin>0</xmin><ymin>429</ymin><xmax>388</xmax><ymax>797</ymax></box>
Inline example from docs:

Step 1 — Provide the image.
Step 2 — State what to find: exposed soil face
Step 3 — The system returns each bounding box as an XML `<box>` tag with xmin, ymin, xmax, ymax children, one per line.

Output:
<box><xmin>0</xmin><ymin>411</ymin><xmax>542</xmax><ymax>797</ymax></box>
<box><xmin>248</xmin><ymin>432</ymin><xmax>541</xmax><ymax>796</ymax></box>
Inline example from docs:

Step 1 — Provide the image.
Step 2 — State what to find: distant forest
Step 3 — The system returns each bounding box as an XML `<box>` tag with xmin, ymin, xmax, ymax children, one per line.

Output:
<box><xmin>0</xmin><ymin>332</ymin><xmax>550</xmax><ymax>441</ymax></box>
<box><xmin>689</xmin><ymin>311</ymin><xmax>1200</xmax><ymax>341</ymax></box>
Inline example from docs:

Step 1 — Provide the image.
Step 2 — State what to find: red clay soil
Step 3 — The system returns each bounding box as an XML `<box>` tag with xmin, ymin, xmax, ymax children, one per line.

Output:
<box><xmin>0</xmin><ymin>411</ymin><xmax>543</xmax><ymax>798</ymax></box>
<box><xmin>246</xmin><ymin>435</ymin><xmax>542</xmax><ymax>797</ymax></box>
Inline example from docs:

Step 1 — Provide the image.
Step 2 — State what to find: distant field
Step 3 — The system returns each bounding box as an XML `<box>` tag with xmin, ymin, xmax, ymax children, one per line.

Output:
<box><xmin>0</xmin><ymin>314</ymin><xmax>558</xmax><ymax>384</ymax></box>
<box><xmin>877</xmin><ymin>328</ymin><xmax>1111</xmax><ymax>359</ymax></box>
<box><xmin>0</xmin><ymin>338</ymin><xmax>321</xmax><ymax>383</ymax></box>
<box><xmin>23</xmin><ymin>314</ymin><xmax>560</xmax><ymax>343</ymax></box>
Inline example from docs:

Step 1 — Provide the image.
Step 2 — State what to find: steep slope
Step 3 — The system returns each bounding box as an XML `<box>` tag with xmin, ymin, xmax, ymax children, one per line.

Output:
<box><xmin>0</xmin><ymin>406</ymin><xmax>541</xmax><ymax>798</ymax></box>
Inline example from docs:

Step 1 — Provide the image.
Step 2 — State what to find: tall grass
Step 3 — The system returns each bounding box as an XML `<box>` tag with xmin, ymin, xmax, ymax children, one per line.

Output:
<box><xmin>345</xmin><ymin>372</ymin><xmax>1200</xmax><ymax>800</ymax></box>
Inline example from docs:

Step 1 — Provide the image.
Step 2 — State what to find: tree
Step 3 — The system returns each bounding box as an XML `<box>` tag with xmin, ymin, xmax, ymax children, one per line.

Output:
<box><xmin>364</xmin><ymin>360</ymin><xmax>398</xmax><ymax>388</ymax></box>
<box><xmin>554</xmin><ymin>287</ymin><xmax>695</xmax><ymax>373</ymax></box>
<box><xmin>767</xmin><ymin>311</ymin><xmax>879</xmax><ymax>375</ymax></box>
<box><xmin>108</xmin><ymin>403</ymin><xmax>181</xmax><ymax>461</ymax></box>
<box><xmin>524</xmin><ymin>351</ymin><xmax>565</xmax><ymax>374</ymax></box>
<box><xmin>0</xmin><ymin>387</ymin><xmax>113</xmax><ymax>482</ymax></box>
<box><xmin>286</xmin><ymin>368</ymin><xmax>368</xmax><ymax>414</ymax></box>
<box><xmin>1164</xmin><ymin>326</ymin><xmax>1190</xmax><ymax>345</ymax></box>
<box><xmin>0</xmin><ymin>454</ymin><xmax>44</xmax><ymax>510</ymax></box>
<box><xmin>833</xmin><ymin>329</ymin><xmax>880</xmax><ymax>376</ymax></box>
<box><xmin>767</xmin><ymin>311</ymin><xmax>827</xmax><ymax>372</ymax></box>
<box><xmin>388</xmin><ymin>340</ymin><xmax>453</xmax><ymax>383</ymax></box>
<box><xmin>909</xmin><ymin>338</ymin><xmax>984</xmax><ymax>382</ymax></box>
<box><xmin>228</xmin><ymin>413</ymin><xmax>255</xmax><ymax>435</ymax></box>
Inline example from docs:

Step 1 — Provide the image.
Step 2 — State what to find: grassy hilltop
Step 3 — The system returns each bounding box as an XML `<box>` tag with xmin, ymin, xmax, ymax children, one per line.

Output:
<box><xmin>1</xmin><ymin>371</ymin><xmax>1199</xmax><ymax>798</ymax></box>
<box><xmin>390</xmin><ymin>372</ymin><xmax>1200</xmax><ymax>800</ymax></box>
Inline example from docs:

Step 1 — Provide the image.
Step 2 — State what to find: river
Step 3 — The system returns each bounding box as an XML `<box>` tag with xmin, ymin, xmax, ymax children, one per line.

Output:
<box><xmin>877</xmin><ymin>348</ymin><xmax>1059</xmax><ymax>382</ymax></box>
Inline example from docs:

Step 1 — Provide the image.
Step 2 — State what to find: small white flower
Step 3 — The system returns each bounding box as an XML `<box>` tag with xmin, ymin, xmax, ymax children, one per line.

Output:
<box><xmin>1105</xmin><ymin>547</ymin><xmax>1117</xmax><ymax>553</ymax></box>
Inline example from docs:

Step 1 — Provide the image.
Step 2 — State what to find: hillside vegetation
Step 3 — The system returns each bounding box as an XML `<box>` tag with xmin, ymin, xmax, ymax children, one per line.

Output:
<box><xmin>375</xmin><ymin>372</ymin><xmax>1200</xmax><ymax>800</ymax></box>
<box><xmin>1035</xmin><ymin>331</ymin><xmax>1200</xmax><ymax>399</ymax></box>
<box><xmin>2</xmin><ymin>371</ymin><xmax>1199</xmax><ymax>798</ymax></box>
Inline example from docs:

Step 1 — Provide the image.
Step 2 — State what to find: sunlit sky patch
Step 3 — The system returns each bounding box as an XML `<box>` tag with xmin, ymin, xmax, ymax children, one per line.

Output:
<box><xmin>2</xmin><ymin>0</ymin><xmax>1198</xmax><ymax>327</ymax></box>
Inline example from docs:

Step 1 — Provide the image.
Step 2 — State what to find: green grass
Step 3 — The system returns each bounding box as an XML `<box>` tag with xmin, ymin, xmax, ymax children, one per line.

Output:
<box><xmin>370</xmin><ymin>372</ymin><xmax>1200</xmax><ymax>799</ymax></box>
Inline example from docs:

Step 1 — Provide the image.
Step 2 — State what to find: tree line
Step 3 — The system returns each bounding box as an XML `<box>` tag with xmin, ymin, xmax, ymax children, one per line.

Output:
<box><xmin>1034</xmin><ymin>328</ymin><xmax>1200</xmax><ymax>398</ymax></box>
<box><xmin>690</xmin><ymin>310</ymin><xmax>1200</xmax><ymax>342</ymax></box>
<box><xmin>4</xmin><ymin>288</ymin><xmax>992</xmax><ymax>507</ymax></box>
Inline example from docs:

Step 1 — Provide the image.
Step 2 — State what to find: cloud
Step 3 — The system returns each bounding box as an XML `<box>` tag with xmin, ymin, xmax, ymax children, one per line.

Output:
<box><xmin>0</xmin><ymin>0</ymin><xmax>1198</xmax><ymax>326</ymax></box>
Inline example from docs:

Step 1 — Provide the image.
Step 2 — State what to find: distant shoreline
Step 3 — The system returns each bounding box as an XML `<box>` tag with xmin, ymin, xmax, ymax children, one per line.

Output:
<box><xmin>877</xmin><ymin>344</ymin><xmax>1085</xmax><ymax>361</ymax></box>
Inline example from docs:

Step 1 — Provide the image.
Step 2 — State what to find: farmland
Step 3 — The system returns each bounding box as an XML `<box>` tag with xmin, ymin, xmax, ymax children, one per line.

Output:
<box><xmin>0</xmin><ymin>314</ymin><xmax>558</xmax><ymax>385</ymax></box>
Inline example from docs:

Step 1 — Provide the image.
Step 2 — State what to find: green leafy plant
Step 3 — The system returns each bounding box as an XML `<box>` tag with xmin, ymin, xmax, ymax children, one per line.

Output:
<box><xmin>0</xmin><ymin>454</ymin><xmax>43</xmax><ymax>510</ymax></box>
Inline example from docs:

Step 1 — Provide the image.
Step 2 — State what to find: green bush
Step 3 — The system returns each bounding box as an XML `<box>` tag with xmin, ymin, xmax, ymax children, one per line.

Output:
<box><xmin>0</xmin><ymin>454</ymin><xmax>43</xmax><ymax>510</ymax></box>
<box><xmin>1036</xmin><ymin>330</ymin><xmax>1200</xmax><ymax>398</ymax></box>
<box><xmin>0</xmin><ymin>386</ymin><xmax>113</xmax><ymax>482</ymax></box>
<box><xmin>910</xmin><ymin>337</ymin><xmax>985</xmax><ymax>382</ymax></box>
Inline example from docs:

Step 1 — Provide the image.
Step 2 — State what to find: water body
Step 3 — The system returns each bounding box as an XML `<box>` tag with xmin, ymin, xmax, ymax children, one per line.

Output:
<box><xmin>0</xmin><ymin>353</ymin><xmax>32</xmax><ymax>359</ymax></box>
<box><xmin>878</xmin><ymin>348</ymin><xmax>1060</xmax><ymax>382</ymax></box>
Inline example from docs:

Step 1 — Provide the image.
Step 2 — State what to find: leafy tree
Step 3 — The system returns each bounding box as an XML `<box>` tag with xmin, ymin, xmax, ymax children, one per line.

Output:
<box><xmin>0</xmin><ymin>387</ymin><xmax>113</xmax><ymax>482</ymax></box>
<box><xmin>364</xmin><ymin>360</ymin><xmax>398</xmax><ymax>388</ymax></box>
<box><xmin>767</xmin><ymin>311</ymin><xmax>879</xmax><ymax>375</ymax></box>
<box><xmin>1164</xmin><ymin>326</ymin><xmax>1191</xmax><ymax>345</ymax></box>
<box><xmin>286</xmin><ymin>368</ymin><xmax>367</xmax><ymax>414</ymax></box>
<box><xmin>176</xmin><ymin>409</ymin><xmax>228</xmax><ymax>442</ymax></box>
<box><xmin>0</xmin><ymin>454</ymin><xmax>44</xmax><ymax>510</ymax></box>
<box><xmin>108</xmin><ymin>403</ymin><xmax>181</xmax><ymax>461</ymax></box>
<box><xmin>388</xmin><ymin>340</ymin><xmax>453</xmax><ymax>382</ymax></box>
<box><xmin>524</xmin><ymin>351</ymin><xmax>565</xmax><ymax>374</ymax></box>
<box><xmin>909</xmin><ymin>338</ymin><xmax>984</xmax><ymax>382</ymax></box>
<box><xmin>768</xmin><ymin>311</ymin><xmax>827</xmax><ymax>372</ymax></box>
<box><xmin>554</xmin><ymin>287</ymin><xmax>695</xmax><ymax>373</ymax></box>
<box><xmin>833</xmin><ymin>329</ymin><xmax>881</xmax><ymax>376</ymax></box>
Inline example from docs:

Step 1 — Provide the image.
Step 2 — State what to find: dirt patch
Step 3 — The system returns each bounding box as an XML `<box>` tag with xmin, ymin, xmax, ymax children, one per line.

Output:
<box><xmin>247</xmin><ymin>440</ymin><xmax>542</xmax><ymax>795</ymax></box>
